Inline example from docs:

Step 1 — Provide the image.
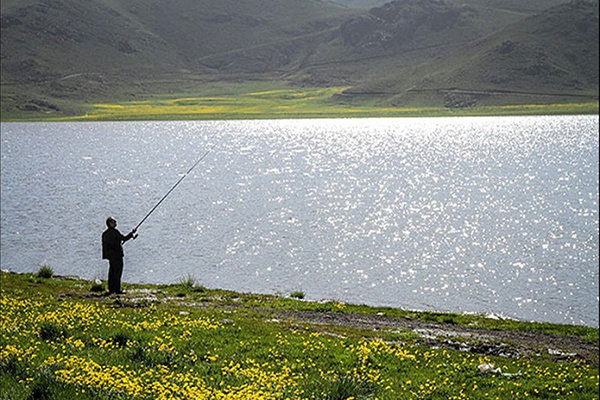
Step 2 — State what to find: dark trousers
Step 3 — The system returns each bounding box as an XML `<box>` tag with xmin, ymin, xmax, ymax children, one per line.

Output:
<box><xmin>108</xmin><ymin>257</ymin><xmax>124</xmax><ymax>293</ymax></box>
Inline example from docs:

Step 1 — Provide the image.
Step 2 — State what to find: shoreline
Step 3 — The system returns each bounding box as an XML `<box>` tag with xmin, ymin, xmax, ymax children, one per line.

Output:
<box><xmin>4</xmin><ymin>269</ymin><xmax>597</xmax><ymax>330</ymax></box>
<box><xmin>4</xmin><ymin>271</ymin><xmax>598</xmax><ymax>342</ymax></box>
<box><xmin>2</xmin><ymin>101</ymin><xmax>598</xmax><ymax>123</ymax></box>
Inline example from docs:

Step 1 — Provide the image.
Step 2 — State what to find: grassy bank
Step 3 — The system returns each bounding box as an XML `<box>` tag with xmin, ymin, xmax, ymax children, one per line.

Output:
<box><xmin>1</xmin><ymin>271</ymin><xmax>598</xmax><ymax>399</ymax></box>
<box><xmin>2</xmin><ymin>84</ymin><xmax>598</xmax><ymax>122</ymax></box>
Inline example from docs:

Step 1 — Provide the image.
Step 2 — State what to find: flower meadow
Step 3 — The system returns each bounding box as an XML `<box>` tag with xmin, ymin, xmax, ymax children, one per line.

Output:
<box><xmin>1</xmin><ymin>273</ymin><xmax>598</xmax><ymax>399</ymax></box>
<box><xmin>42</xmin><ymin>82</ymin><xmax>598</xmax><ymax>122</ymax></box>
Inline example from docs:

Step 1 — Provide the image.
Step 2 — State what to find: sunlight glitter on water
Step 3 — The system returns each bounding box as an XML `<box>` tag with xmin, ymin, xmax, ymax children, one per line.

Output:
<box><xmin>1</xmin><ymin>116</ymin><xmax>598</xmax><ymax>326</ymax></box>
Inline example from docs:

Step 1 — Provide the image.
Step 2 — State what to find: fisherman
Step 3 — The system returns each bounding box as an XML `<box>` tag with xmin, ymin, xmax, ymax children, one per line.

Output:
<box><xmin>102</xmin><ymin>217</ymin><xmax>137</xmax><ymax>295</ymax></box>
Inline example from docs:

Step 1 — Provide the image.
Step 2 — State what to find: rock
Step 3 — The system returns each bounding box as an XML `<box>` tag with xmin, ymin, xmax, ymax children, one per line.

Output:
<box><xmin>17</xmin><ymin>104</ymin><xmax>40</xmax><ymax>112</ymax></box>
<box><xmin>444</xmin><ymin>92</ymin><xmax>478</xmax><ymax>108</ymax></box>
<box><xmin>478</xmin><ymin>363</ymin><xmax>502</xmax><ymax>374</ymax></box>
<box><xmin>30</xmin><ymin>99</ymin><xmax>60</xmax><ymax>111</ymax></box>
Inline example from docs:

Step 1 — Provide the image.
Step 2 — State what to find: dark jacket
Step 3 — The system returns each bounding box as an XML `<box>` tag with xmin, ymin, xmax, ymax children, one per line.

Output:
<box><xmin>102</xmin><ymin>227</ymin><xmax>134</xmax><ymax>260</ymax></box>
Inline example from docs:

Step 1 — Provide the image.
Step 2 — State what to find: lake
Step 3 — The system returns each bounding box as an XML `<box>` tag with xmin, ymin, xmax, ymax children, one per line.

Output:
<box><xmin>1</xmin><ymin>116</ymin><xmax>598</xmax><ymax>327</ymax></box>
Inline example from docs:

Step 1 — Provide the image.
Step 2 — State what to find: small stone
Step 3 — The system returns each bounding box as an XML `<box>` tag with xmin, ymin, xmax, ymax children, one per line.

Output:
<box><xmin>478</xmin><ymin>363</ymin><xmax>501</xmax><ymax>374</ymax></box>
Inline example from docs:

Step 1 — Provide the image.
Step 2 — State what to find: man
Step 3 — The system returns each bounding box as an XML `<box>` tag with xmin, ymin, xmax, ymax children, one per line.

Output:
<box><xmin>102</xmin><ymin>217</ymin><xmax>137</xmax><ymax>294</ymax></box>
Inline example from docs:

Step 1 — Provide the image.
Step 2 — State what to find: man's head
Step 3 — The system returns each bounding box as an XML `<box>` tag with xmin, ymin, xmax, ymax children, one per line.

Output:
<box><xmin>106</xmin><ymin>217</ymin><xmax>117</xmax><ymax>228</ymax></box>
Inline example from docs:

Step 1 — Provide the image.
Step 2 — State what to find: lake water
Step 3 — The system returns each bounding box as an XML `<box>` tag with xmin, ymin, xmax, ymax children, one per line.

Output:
<box><xmin>1</xmin><ymin>116</ymin><xmax>598</xmax><ymax>327</ymax></box>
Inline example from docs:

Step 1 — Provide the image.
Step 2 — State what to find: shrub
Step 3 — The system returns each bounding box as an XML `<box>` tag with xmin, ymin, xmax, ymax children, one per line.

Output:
<box><xmin>29</xmin><ymin>366</ymin><xmax>57</xmax><ymax>400</ymax></box>
<box><xmin>90</xmin><ymin>280</ymin><xmax>105</xmax><ymax>292</ymax></box>
<box><xmin>128</xmin><ymin>343</ymin><xmax>146</xmax><ymax>362</ymax></box>
<box><xmin>177</xmin><ymin>273</ymin><xmax>197</xmax><ymax>289</ymax></box>
<box><xmin>290</xmin><ymin>291</ymin><xmax>305</xmax><ymax>299</ymax></box>
<box><xmin>0</xmin><ymin>353</ymin><xmax>25</xmax><ymax>376</ymax></box>
<box><xmin>36</xmin><ymin>266</ymin><xmax>54</xmax><ymax>279</ymax></box>
<box><xmin>39</xmin><ymin>321</ymin><xmax>68</xmax><ymax>341</ymax></box>
<box><xmin>110</xmin><ymin>332</ymin><xmax>130</xmax><ymax>348</ymax></box>
<box><xmin>441</xmin><ymin>316</ymin><xmax>457</xmax><ymax>324</ymax></box>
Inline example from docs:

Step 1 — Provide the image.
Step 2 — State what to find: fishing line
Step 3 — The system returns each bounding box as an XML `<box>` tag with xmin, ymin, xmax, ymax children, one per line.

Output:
<box><xmin>134</xmin><ymin>139</ymin><xmax>221</xmax><ymax>231</ymax></box>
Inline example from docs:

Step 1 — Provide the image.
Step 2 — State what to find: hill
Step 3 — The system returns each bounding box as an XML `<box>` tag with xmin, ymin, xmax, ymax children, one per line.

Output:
<box><xmin>0</xmin><ymin>0</ymin><xmax>355</xmax><ymax>115</ymax></box>
<box><xmin>336</xmin><ymin>0</ymin><xmax>600</xmax><ymax>107</ymax></box>
<box><xmin>0</xmin><ymin>0</ymin><xmax>354</xmax><ymax>77</ymax></box>
<box><xmin>1</xmin><ymin>0</ymin><xmax>597</xmax><ymax>118</ymax></box>
<box><xmin>199</xmin><ymin>0</ymin><xmax>576</xmax><ymax>83</ymax></box>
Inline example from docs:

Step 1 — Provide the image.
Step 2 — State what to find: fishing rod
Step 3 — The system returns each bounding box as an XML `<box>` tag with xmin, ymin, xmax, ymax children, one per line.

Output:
<box><xmin>134</xmin><ymin>140</ymin><xmax>220</xmax><ymax>231</ymax></box>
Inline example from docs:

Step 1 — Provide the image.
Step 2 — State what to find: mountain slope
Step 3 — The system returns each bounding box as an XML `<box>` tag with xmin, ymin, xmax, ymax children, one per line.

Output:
<box><xmin>337</xmin><ymin>0</ymin><xmax>599</xmax><ymax>107</ymax></box>
<box><xmin>276</xmin><ymin>0</ymin><xmax>581</xmax><ymax>87</ymax></box>
<box><xmin>0</xmin><ymin>0</ymin><xmax>354</xmax><ymax>79</ymax></box>
<box><xmin>198</xmin><ymin>0</ymin><xmax>574</xmax><ymax>88</ymax></box>
<box><xmin>1</xmin><ymin>0</ymin><xmax>597</xmax><ymax>117</ymax></box>
<box><xmin>0</xmin><ymin>0</ymin><xmax>355</xmax><ymax>114</ymax></box>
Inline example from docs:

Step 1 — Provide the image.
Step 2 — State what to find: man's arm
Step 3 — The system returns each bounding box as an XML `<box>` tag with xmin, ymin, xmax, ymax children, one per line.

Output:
<box><xmin>121</xmin><ymin>228</ymin><xmax>138</xmax><ymax>243</ymax></box>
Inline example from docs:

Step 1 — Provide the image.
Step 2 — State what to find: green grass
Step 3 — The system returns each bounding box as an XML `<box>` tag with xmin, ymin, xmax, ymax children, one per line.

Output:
<box><xmin>52</xmin><ymin>93</ymin><xmax>600</xmax><ymax>121</ymax></box>
<box><xmin>1</xmin><ymin>272</ymin><xmax>598</xmax><ymax>399</ymax></box>
<box><xmin>2</xmin><ymin>81</ymin><xmax>597</xmax><ymax>122</ymax></box>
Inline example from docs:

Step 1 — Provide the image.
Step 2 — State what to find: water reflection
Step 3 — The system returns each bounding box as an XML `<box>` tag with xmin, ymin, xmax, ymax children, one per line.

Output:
<box><xmin>1</xmin><ymin>116</ymin><xmax>598</xmax><ymax>326</ymax></box>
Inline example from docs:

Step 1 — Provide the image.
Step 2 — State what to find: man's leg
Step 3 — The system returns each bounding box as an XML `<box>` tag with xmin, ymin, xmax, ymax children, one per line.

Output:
<box><xmin>108</xmin><ymin>258</ymin><xmax>124</xmax><ymax>293</ymax></box>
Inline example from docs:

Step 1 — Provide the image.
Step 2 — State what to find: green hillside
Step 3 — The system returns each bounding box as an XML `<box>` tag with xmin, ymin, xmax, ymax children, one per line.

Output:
<box><xmin>339</xmin><ymin>0</ymin><xmax>599</xmax><ymax>107</ymax></box>
<box><xmin>0</xmin><ymin>0</ymin><xmax>353</xmax><ymax>75</ymax></box>
<box><xmin>0</xmin><ymin>0</ymin><xmax>355</xmax><ymax>116</ymax></box>
<box><xmin>1</xmin><ymin>0</ymin><xmax>597</xmax><ymax>119</ymax></box>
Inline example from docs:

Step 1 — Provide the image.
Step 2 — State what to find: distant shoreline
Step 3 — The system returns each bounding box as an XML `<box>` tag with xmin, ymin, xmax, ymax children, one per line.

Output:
<box><xmin>2</xmin><ymin>100</ymin><xmax>598</xmax><ymax>123</ymax></box>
